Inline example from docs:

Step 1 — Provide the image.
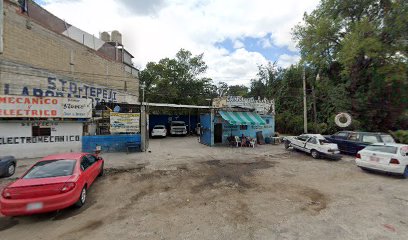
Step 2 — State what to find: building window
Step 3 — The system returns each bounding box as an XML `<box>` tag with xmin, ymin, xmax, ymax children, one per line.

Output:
<box><xmin>266</xmin><ymin>119</ymin><xmax>270</xmax><ymax>124</ymax></box>
<box><xmin>32</xmin><ymin>126</ymin><xmax>51</xmax><ymax>137</ymax></box>
<box><xmin>240</xmin><ymin>125</ymin><xmax>248</xmax><ymax>130</ymax></box>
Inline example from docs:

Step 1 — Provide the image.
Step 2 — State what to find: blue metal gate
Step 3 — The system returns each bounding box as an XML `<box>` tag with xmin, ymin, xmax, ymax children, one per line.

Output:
<box><xmin>200</xmin><ymin>114</ymin><xmax>212</xmax><ymax>146</ymax></box>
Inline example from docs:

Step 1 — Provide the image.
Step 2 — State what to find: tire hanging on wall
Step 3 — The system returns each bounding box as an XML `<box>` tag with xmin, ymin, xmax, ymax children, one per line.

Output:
<box><xmin>335</xmin><ymin>112</ymin><xmax>352</xmax><ymax>128</ymax></box>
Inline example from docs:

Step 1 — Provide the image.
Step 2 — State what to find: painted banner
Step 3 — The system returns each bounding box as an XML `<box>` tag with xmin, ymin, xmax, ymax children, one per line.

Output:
<box><xmin>110</xmin><ymin>113</ymin><xmax>140</xmax><ymax>133</ymax></box>
<box><xmin>212</xmin><ymin>96</ymin><xmax>275</xmax><ymax>115</ymax></box>
<box><xmin>0</xmin><ymin>95</ymin><xmax>92</xmax><ymax>118</ymax></box>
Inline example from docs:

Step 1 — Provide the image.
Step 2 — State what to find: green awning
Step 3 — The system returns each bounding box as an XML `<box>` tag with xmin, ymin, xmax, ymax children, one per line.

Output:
<box><xmin>219</xmin><ymin>111</ymin><xmax>266</xmax><ymax>125</ymax></box>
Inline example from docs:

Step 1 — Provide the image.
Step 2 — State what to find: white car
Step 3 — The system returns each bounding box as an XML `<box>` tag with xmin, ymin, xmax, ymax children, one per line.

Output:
<box><xmin>151</xmin><ymin>125</ymin><xmax>167</xmax><ymax>137</ymax></box>
<box><xmin>284</xmin><ymin>134</ymin><xmax>341</xmax><ymax>159</ymax></box>
<box><xmin>355</xmin><ymin>143</ymin><xmax>408</xmax><ymax>177</ymax></box>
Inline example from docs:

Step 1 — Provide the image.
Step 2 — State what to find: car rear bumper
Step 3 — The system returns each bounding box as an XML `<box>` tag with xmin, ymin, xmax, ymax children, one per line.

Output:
<box><xmin>151</xmin><ymin>132</ymin><xmax>166</xmax><ymax>137</ymax></box>
<box><xmin>355</xmin><ymin>159</ymin><xmax>406</xmax><ymax>174</ymax></box>
<box><xmin>321</xmin><ymin>152</ymin><xmax>342</xmax><ymax>159</ymax></box>
<box><xmin>171</xmin><ymin>131</ymin><xmax>187</xmax><ymax>135</ymax></box>
<box><xmin>0</xmin><ymin>188</ymin><xmax>80</xmax><ymax>216</ymax></box>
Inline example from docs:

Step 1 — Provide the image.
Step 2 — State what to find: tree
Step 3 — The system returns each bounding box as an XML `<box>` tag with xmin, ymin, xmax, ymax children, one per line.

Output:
<box><xmin>293</xmin><ymin>0</ymin><xmax>408</xmax><ymax>131</ymax></box>
<box><xmin>139</xmin><ymin>49</ymin><xmax>215</xmax><ymax>106</ymax></box>
<box><xmin>228</xmin><ymin>85</ymin><xmax>249</xmax><ymax>96</ymax></box>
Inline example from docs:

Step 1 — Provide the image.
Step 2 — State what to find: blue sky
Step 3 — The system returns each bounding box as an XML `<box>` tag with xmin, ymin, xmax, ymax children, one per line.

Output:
<box><xmin>39</xmin><ymin>0</ymin><xmax>319</xmax><ymax>85</ymax></box>
<box><xmin>215</xmin><ymin>34</ymin><xmax>298</xmax><ymax>63</ymax></box>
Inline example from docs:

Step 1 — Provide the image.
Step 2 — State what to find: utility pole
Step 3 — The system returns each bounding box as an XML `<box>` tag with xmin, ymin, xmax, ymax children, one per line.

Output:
<box><xmin>303</xmin><ymin>65</ymin><xmax>308</xmax><ymax>133</ymax></box>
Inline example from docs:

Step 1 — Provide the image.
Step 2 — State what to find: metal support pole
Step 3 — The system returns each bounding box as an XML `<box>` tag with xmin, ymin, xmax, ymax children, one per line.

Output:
<box><xmin>303</xmin><ymin>66</ymin><xmax>308</xmax><ymax>133</ymax></box>
<box><xmin>140</xmin><ymin>104</ymin><xmax>146</xmax><ymax>152</ymax></box>
<box><xmin>0</xmin><ymin>0</ymin><xmax>4</xmax><ymax>54</ymax></box>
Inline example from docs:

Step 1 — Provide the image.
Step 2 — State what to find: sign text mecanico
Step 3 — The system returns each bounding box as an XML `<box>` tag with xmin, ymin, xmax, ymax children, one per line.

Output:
<box><xmin>0</xmin><ymin>95</ymin><xmax>92</xmax><ymax>118</ymax></box>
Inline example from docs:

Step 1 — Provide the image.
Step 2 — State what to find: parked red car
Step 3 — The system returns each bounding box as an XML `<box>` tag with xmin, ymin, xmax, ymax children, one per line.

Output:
<box><xmin>0</xmin><ymin>153</ymin><xmax>104</xmax><ymax>216</ymax></box>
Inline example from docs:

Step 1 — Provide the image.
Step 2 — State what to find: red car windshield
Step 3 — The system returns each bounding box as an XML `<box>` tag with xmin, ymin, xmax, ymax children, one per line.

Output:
<box><xmin>23</xmin><ymin>159</ymin><xmax>76</xmax><ymax>179</ymax></box>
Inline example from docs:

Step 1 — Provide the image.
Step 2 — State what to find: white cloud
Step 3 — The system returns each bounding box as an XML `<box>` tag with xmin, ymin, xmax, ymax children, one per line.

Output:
<box><xmin>41</xmin><ymin>0</ymin><xmax>319</xmax><ymax>85</ymax></box>
<box><xmin>277</xmin><ymin>54</ymin><xmax>301</xmax><ymax>68</ymax></box>
<box><xmin>233</xmin><ymin>40</ymin><xmax>244</xmax><ymax>49</ymax></box>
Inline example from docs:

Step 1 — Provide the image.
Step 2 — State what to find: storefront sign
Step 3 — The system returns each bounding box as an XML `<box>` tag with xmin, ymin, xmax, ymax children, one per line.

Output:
<box><xmin>0</xmin><ymin>95</ymin><xmax>92</xmax><ymax>118</ymax></box>
<box><xmin>110</xmin><ymin>113</ymin><xmax>140</xmax><ymax>133</ymax></box>
<box><xmin>0</xmin><ymin>135</ymin><xmax>80</xmax><ymax>145</ymax></box>
<box><xmin>2</xmin><ymin>76</ymin><xmax>138</xmax><ymax>105</ymax></box>
<box><xmin>213</xmin><ymin>96</ymin><xmax>275</xmax><ymax>115</ymax></box>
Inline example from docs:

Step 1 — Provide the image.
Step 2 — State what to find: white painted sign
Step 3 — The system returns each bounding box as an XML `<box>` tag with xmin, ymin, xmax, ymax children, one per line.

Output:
<box><xmin>110</xmin><ymin>113</ymin><xmax>140</xmax><ymax>133</ymax></box>
<box><xmin>1</xmin><ymin>71</ymin><xmax>138</xmax><ymax>106</ymax></box>
<box><xmin>213</xmin><ymin>96</ymin><xmax>275</xmax><ymax>115</ymax></box>
<box><xmin>0</xmin><ymin>95</ymin><xmax>92</xmax><ymax>118</ymax></box>
<box><xmin>0</xmin><ymin>122</ymin><xmax>83</xmax><ymax>159</ymax></box>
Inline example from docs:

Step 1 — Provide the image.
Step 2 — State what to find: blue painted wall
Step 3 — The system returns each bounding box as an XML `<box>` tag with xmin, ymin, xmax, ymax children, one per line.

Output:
<box><xmin>213</xmin><ymin>115</ymin><xmax>275</xmax><ymax>144</ymax></box>
<box><xmin>148</xmin><ymin>114</ymin><xmax>199</xmax><ymax>133</ymax></box>
<box><xmin>200</xmin><ymin>114</ymin><xmax>212</xmax><ymax>146</ymax></box>
<box><xmin>82</xmin><ymin>134</ymin><xmax>141</xmax><ymax>153</ymax></box>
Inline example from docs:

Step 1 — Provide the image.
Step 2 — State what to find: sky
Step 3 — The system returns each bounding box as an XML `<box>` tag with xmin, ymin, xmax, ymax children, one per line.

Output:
<box><xmin>38</xmin><ymin>0</ymin><xmax>319</xmax><ymax>86</ymax></box>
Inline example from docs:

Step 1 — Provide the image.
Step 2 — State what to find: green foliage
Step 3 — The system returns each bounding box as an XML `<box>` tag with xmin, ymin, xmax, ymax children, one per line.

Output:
<box><xmin>391</xmin><ymin>130</ymin><xmax>408</xmax><ymax>144</ymax></box>
<box><xmin>139</xmin><ymin>49</ymin><xmax>216</xmax><ymax>106</ymax></box>
<box><xmin>290</xmin><ymin>0</ymin><xmax>408</xmax><ymax>133</ymax></box>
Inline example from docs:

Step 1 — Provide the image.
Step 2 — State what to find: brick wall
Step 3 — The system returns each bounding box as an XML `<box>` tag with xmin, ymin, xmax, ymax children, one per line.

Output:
<box><xmin>0</xmin><ymin>0</ymin><xmax>139</xmax><ymax>102</ymax></box>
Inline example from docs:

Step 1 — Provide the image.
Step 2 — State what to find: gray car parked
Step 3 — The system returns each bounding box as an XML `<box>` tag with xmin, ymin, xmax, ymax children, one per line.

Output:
<box><xmin>0</xmin><ymin>156</ymin><xmax>16</xmax><ymax>178</ymax></box>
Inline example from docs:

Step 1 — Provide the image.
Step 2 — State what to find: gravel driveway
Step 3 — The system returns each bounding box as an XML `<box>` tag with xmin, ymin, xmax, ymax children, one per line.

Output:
<box><xmin>1</xmin><ymin>136</ymin><xmax>407</xmax><ymax>240</ymax></box>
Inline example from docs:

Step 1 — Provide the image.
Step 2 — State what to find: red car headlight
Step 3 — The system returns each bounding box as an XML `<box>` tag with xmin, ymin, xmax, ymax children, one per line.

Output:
<box><xmin>60</xmin><ymin>182</ymin><xmax>76</xmax><ymax>193</ymax></box>
<box><xmin>2</xmin><ymin>188</ymin><xmax>11</xmax><ymax>199</ymax></box>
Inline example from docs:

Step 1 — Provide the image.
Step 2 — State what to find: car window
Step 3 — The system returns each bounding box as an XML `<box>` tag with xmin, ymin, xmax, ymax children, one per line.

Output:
<box><xmin>364</xmin><ymin>145</ymin><xmax>398</xmax><ymax>154</ymax></box>
<box><xmin>319</xmin><ymin>139</ymin><xmax>330</xmax><ymax>145</ymax></box>
<box><xmin>81</xmin><ymin>156</ymin><xmax>90</xmax><ymax>171</ymax></box>
<box><xmin>171</xmin><ymin>122</ymin><xmax>185</xmax><ymax>126</ymax></box>
<box><xmin>297</xmin><ymin>136</ymin><xmax>308</xmax><ymax>141</ymax></box>
<box><xmin>381</xmin><ymin>135</ymin><xmax>395</xmax><ymax>143</ymax></box>
<box><xmin>347</xmin><ymin>133</ymin><xmax>360</xmax><ymax>141</ymax></box>
<box><xmin>154</xmin><ymin>126</ymin><xmax>165</xmax><ymax>129</ymax></box>
<box><xmin>362</xmin><ymin>135</ymin><xmax>380</xmax><ymax>143</ymax></box>
<box><xmin>87</xmin><ymin>155</ymin><xmax>97</xmax><ymax>165</ymax></box>
<box><xmin>335</xmin><ymin>132</ymin><xmax>348</xmax><ymax>137</ymax></box>
<box><xmin>308</xmin><ymin>137</ymin><xmax>318</xmax><ymax>144</ymax></box>
<box><xmin>23</xmin><ymin>160</ymin><xmax>76</xmax><ymax>179</ymax></box>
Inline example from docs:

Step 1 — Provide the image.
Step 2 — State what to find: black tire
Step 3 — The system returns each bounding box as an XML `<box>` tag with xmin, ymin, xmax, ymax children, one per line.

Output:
<box><xmin>75</xmin><ymin>187</ymin><xmax>87</xmax><ymax>208</ymax></box>
<box><xmin>402</xmin><ymin>166</ymin><xmax>408</xmax><ymax>179</ymax></box>
<box><xmin>311</xmin><ymin>150</ymin><xmax>320</xmax><ymax>159</ymax></box>
<box><xmin>4</xmin><ymin>163</ymin><xmax>16</xmax><ymax>177</ymax></box>
<box><xmin>359</xmin><ymin>167</ymin><xmax>371</xmax><ymax>173</ymax></box>
<box><xmin>284</xmin><ymin>141</ymin><xmax>290</xmax><ymax>149</ymax></box>
<box><xmin>98</xmin><ymin>163</ymin><xmax>104</xmax><ymax>177</ymax></box>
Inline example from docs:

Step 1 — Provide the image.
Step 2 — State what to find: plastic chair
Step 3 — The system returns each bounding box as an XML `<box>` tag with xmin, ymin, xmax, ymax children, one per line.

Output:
<box><xmin>234</xmin><ymin>136</ymin><xmax>240</xmax><ymax>147</ymax></box>
<box><xmin>249</xmin><ymin>139</ymin><xmax>256</xmax><ymax>148</ymax></box>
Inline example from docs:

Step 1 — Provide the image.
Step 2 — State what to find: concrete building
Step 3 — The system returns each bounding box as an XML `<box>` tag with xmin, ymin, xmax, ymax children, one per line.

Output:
<box><xmin>0</xmin><ymin>0</ymin><xmax>139</xmax><ymax>105</ymax></box>
<box><xmin>0</xmin><ymin>0</ymin><xmax>140</xmax><ymax>158</ymax></box>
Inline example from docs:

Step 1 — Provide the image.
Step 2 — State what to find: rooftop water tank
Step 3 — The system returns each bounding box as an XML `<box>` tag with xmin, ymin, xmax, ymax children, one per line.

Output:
<box><xmin>100</xmin><ymin>31</ymin><xmax>110</xmax><ymax>42</ymax></box>
<box><xmin>111</xmin><ymin>30</ymin><xmax>122</xmax><ymax>44</ymax></box>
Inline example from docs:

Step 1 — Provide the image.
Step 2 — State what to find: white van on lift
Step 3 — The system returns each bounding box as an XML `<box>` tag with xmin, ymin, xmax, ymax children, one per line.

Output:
<box><xmin>170</xmin><ymin>121</ymin><xmax>187</xmax><ymax>136</ymax></box>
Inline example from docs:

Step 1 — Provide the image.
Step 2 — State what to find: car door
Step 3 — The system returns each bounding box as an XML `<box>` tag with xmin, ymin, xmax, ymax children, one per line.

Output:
<box><xmin>292</xmin><ymin>136</ymin><xmax>308</xmax><ymax>152</ymax></box>
<box><xmin>332</xmin><ymin>132</ymin><xmax>348</xmax><ymax>151</ymax></box>
<box><xmin>290</xmin><ymin>137</ymin><xmax>302</xmax><ymax>150</ymax></box>
<box><xmin>345</xmin><ymin>132</ymin><xmax>360</xmax><ymax>154</ymax></box>
<box><xmin>305</xmin><ymin>137</ymin><xmax>318</xmax><ymax>153</ymax></box>
<box><xmin>80</xmin><ymin>156</ymin><xmax>92</xmax><ymax>187</ymax></box>
<box><xmin>85</xmin><ymin>155</ymin><xmax>100</xmax><ymax>185</ymax></box>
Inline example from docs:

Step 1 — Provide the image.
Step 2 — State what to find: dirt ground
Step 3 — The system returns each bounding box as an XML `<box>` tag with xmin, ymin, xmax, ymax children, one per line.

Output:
<box><xmin>1</xmin><ymin>136</ymin><xmax>408</xmax><ymax>240</ymax></box>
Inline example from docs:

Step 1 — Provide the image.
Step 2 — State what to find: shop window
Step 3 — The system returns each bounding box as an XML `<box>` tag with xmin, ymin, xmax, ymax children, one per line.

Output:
<box><xmin>240</xmin><ymin>125</ymin><xmax>248</xmax><ymax>130</ymax></box>
<box><xmin>32</xmin><ymin>126</ymin><xmax>51</xmax><ymax>137</ymax></box>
